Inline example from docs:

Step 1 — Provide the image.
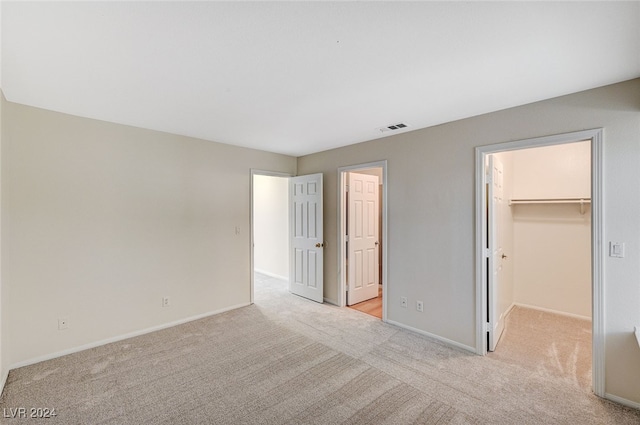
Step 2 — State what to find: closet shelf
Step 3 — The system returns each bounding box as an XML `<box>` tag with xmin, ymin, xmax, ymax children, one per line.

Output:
<box><xmin>509</xmin><ymin>198</ymin><xmax>591</xmax><ymax>214</ymax></box>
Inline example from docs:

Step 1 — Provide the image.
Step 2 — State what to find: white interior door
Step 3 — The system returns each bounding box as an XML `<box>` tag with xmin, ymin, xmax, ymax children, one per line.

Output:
<box><xmin>289</xmin><ymin>173</ymin><xmax>324</xmax><ymax>303</ymax></box>
<box><xmin>488</xmin><ymin>155</ymin><xmax>506</xmax><ymax>351</ymax></box>
<box><xmin>347</xmin><ymin>172</ymin><xmax>379</xmax><ymax>306</ymax></box>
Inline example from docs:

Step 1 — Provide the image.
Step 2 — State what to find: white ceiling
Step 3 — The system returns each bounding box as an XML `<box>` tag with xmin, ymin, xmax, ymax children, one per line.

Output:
<box><xmin>2</xmin><ymin>2</ymin><xmax>639</xmax><ymax>157</ymax></box>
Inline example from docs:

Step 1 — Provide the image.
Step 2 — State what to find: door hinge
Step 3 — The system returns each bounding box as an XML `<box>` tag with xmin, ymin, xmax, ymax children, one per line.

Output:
<box><xmin>345</xmin><ymin>235</ymin><xmax>349</xmax><ymax>242</ymax></box>
<box><xmin>345</xmin><ymin>185</ymin><xmax>349</xmax><ymax>192</ymax></box>
<box><xmin>483</xmin><ymin>248</ymin><xmax>491</xmax><ymax>258</ymax></box>
<box><xmin>486</xmin><ymin>173</ymin><xmax>492</xmax><ymax>184</ymax></box>
<box><xmin>345</xmin><ymin>284</ymin><xmax>349</xmax><ymax>292</ymax></box>
<box><xmin>484</xmin><ymin>322</ymin><xmax>492</xmax><ymax>332</ymax></box>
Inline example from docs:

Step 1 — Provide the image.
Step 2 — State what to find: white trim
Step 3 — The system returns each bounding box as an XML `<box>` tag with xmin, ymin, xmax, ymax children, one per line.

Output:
<box><xmin>475</xmin><ymin>146</ymin><xmax>487</xmax><ymax>355</ymax></box>
<box><xmin>323</xmin><ymin>297</ymin><xmax>339</xmax><ymax>306</ymax></box>
<box><xmin>590</xmin><ymin>130</ymin><xmax>605</xmax><ymax>398</ymax></box>
<box><xmin>250</xmin><ymin>169</ymin><xmax>293</xmax><ymax>305</ymax></box>
<box><xmin>337</xmin><ymin>161</ymin><xmax>388</xmax><ymax>322</ymax></box>
<box><xmin>387</xmin><ymin>320</ymin><xmax>476</xmax><ymax>353</ymax></box>
<box><xmin>10</xmin><ymin>303</ymin><xmax>250</xmax><ymax>370</ymax></box>
<box><xmin>254</xmin><ymin>268</ymin><xmax>288</xmax><ymax>282</ymax></box>
<box><xmin>0</xmin><ymin>369</ymin><xmax>8</xmax><ymax>397</ymax></box>
<box><xmin>475</xmin><ymin>128</ymin><xmax>605</xmax><ymax>398</ymax></box>
<box><xmin>604</xmin><ymin>393</ymin><xmax>640</xmax><ymax>410</ymax></box>
<box><xmin>504</xmin><ymin>302</ymin><xmax>517</xmax><ymax>320</ymax></box>
<box><xmin>513</xmin><ymin>303</ymin><xmax>592</xmax><ymax>322</ymax></box>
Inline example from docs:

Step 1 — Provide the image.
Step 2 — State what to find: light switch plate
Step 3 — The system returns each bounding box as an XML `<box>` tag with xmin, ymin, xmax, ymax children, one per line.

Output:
<box><xmin>609</xmin><ymin>241</ymin><xmax>625</xmax><ymax>258</ymax></box>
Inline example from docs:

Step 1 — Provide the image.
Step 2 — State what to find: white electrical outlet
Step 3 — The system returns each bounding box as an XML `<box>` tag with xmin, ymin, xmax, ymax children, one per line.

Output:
<box><xmin>416</xmin><ymin>301</ymin><xmax>424</xmax><ymax>312</ymax></box>
<box><xmin>162</xmin><ymin>296</ymin><xmax>170</xmax><ymax>307</ymax></box>
<box><xmin>400</xmin><ymin>297</ymin><xmax>408</xmax><ymax>308</ymax></box>
<box><xmin>58</xmin><ymin>317</ymin><xmax>69</xmax><ymax>330</ymax></box>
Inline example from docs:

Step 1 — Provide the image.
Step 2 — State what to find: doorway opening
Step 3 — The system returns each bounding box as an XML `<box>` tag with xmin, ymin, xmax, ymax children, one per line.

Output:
<box><xmin>250</xmin><ymin>171</ymin><xmax>291</xmax><ymax>304</ymax></box>
<box><xmin>475</xmin><ymin>129</ymin><xmax>604</xmax><ymax>397</ymax></box>
<box><xmin>338</xmin><ymin>161</ymin><xmax>388</xmax><ymax>321</ymax></box>
<box><xmin>486</xmin><ymin>142</ymin><xmax>593</xmax><ymax>390</ymax></box>
<box><xmin>251</xmin><ymin>170</ymin><xmax>325</xmax><ymax>305</ymax></box>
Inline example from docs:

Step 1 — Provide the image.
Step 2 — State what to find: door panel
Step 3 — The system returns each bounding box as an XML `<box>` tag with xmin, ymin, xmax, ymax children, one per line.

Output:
<box><xmin>488</xmin><ymin>155</ymin><xmax>506</xmax><ymax>351</ymax></box>
<box><xmin>289</xmin><ymin>174</ymin><xmax>324</xmax><ymax>303</ymax></box>
<box><xmin>347</xmin><ymin>172</ymin><xmax>379</xmax><ymax>306</ymax></box>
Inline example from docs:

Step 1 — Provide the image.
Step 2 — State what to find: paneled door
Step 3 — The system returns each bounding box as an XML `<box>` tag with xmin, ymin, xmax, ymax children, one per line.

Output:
<box><xmin>347</xmin><ymin>172</ymin><xmax>379</xmax><ymax>306</ymax></box>
<box><xmin>289</xmin><ymin>173</ymin><xmax>324</xmax><ymax>303</ymax></box>
<box><xmin>488</xmin><ymin>155</ymin><xmax>506</xmax><ymax>351</ymax></box>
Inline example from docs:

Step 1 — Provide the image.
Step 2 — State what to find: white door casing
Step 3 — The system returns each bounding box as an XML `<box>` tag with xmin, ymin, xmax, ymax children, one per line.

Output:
<box><xmin>488</xmin><ymin>155</ymin><xmax>506</xmax><ymax>351</ymax></box>
<box><xmin>289</xmin><ymin>173</ymin><xmax>324</xmax><ymax>303</ymax></box>
<box><xmin>347</xmin><ymin>172</ymin><xmax>379</xmax><ymax>306</ymax></box>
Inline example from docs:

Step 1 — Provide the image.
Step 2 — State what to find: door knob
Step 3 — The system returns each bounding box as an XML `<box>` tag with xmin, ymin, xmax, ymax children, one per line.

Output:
<box><xmin>502</xmin><ymin>254</ymin><xmax>508</xmax><ymax>259</ymax></box>
<box><xmin>315</xmin><ymin>243</ymin><xmax>324</xmax><ymax>248</ymax></box>
<box><xmin>375</xmin><ymin>241</ymin><xmax>379</xmax><ymax>245</ymax></box>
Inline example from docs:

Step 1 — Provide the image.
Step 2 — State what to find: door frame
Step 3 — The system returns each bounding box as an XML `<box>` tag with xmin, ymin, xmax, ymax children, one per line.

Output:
<box><xmin>337</xmin><ymin>160</ymin><xmax>388</xmax><ymax>320</ymax></box>
<box><xmin>474</xmin><ymin>129</ymin><xmax>604</xmax><ymax>397</ymax></box>
<box><xmin>250</xmin><ymin>169</ymin><xmax>293</xmax><ymax>305</ymax></box>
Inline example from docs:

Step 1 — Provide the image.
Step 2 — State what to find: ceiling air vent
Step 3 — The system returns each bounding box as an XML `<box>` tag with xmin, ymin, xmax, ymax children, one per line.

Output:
<box><xmin>378</xmin><ymin>122</ymin><xmax>409</xmax><ymax>133</ymax></box>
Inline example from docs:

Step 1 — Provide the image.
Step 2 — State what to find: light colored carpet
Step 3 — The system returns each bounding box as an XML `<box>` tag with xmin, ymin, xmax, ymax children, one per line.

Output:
<box><xmin>0</xmin><ymin>274</ymin><xmax>638</xmax><ymax>424</ymax></box>
<box><xmin>488</xmin><ymin>305</ymin><xmax>592</xmax><ymax>391</ymax></box>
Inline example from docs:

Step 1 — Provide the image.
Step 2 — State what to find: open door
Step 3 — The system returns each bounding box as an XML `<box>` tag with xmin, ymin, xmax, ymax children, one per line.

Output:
<box><xmin>487</xmin><ymin>155</ymin><xmax>506</xmax><ymax>351</ymax></box>
<box><xmin>346</xmin><ymin>172</ymin><xmax>380</xmax><ymax>306</ymax></box>
<box><xmin>289</xmin><ymin>173</ymin><xmax>324</xmax><ymax>303</ymax></box>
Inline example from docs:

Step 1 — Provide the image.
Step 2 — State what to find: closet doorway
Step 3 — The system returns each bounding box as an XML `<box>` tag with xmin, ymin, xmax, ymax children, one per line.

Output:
<box><xmin>475</xmin><ymin>129</ymin><xmax>604</xmax><ymax>397</ymax></box>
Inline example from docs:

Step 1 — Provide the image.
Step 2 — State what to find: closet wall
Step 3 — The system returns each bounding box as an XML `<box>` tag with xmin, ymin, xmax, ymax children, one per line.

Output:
<box><xmin>511</xmin><ymin>141</ymin><xmax>592</xmax><ymax>318</ymax></box>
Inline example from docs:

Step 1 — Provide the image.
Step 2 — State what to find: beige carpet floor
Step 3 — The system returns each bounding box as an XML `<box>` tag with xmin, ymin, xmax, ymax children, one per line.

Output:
<box><xmin>488</xmin><ymin>305</ymin><xmax>593</xmax><ymax>391</ymax></box>
<box><xmin>0</xmin><ymin>274</ymin><xmax>638</xmax><ymax>424</ymax></box>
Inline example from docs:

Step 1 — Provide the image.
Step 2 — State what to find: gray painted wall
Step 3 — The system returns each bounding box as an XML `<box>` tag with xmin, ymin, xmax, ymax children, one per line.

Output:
<box><xmin>1</xmin><ymin>79</ymin><xmax>639</xmax><ymax>406</ymax></box>
<box><xmin>298</xmin><ymin>79</ymin><xmax>640</xmax><ymax>404</ymax></box>
<box><xmin>1</xmin><ymin>101</ymin><xmax>296</xmax><ymax>367</ymax></box>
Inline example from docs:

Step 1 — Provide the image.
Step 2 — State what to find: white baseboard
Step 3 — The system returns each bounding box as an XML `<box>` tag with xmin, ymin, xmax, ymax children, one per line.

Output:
<box><xmin>254</xmin><ymin>269</ymin><xmax>288</xmax><ymax>281</ymax></box>
<box><xmin>9</xmin><ymin>303</ymin><xmax>250</xmax><ymax>371</ymax></box>
<box><xmin>605</xmin><ymin>393</ymin><xmax>640</xmax><ymax>410</ymax></box>
<box><xmin>323</xmin><ymin>297</ymin><xmax>339</xmax><ymax>306</ymax></box>
<box><xmin>514</xmin><ymin>303</ymin><xmax>591</xmax><ymax>321</ymax></box>
<box><xmin>504</xmin><ymin>302</ymin><xmax>517</xmax><ymax>319</ymax></box>
<box><xmin>0</xmin><ymin>368</ymin><xmax>8</xmax><ymax>397</ymax></box>
<box><xmin>386</xmin><ymin>319</ymin><xmax>476</xmax><ymax>353</ymax></box>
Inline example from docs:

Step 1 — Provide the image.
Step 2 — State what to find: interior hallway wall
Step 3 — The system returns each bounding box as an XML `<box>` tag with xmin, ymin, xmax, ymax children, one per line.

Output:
<box><xmin>2</xmin><ymin>101</ymin><xmax>296</xmax><ymax>367</ymax></box>
<box><xmin>253</xmin><ymin>175</ymin><xmax>289</xmax><ymax>280</ymax></box>
<box><xmin>511</xmin><ymin>142</ymin><xmax>591</xmax><ymax>318</ymax></box>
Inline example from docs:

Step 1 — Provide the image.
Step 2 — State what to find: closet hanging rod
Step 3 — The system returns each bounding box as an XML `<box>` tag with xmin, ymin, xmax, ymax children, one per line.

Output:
<box><xmin>508</xmin><ymin>198</ymin><xmax>591</xmax><ymax>214</ymax></box>
<box><xmin>508</xmin><ymin>198</ymin><xmax>591</xmax><ymax>205</ymax></box>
